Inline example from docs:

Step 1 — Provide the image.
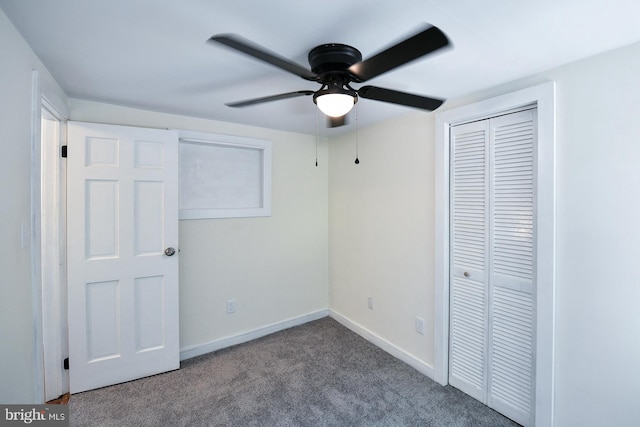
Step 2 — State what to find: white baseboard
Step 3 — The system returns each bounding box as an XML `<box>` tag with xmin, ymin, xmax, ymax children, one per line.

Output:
<box><xmin>329</xmin><ymin>309</ymin><xmax>435</xmax><ymax>380</ymax></box>
<box><xmin>179</xmin><ymin>309</ymin><xmax>329</xmax><ymax>361</ymax></box>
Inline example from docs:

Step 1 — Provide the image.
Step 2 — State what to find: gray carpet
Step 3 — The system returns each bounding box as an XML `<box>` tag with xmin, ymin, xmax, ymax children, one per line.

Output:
<box><xmin>70</xmin><ymin>317</ymin><xmax>519</xmax><ymax>426</ymax></box>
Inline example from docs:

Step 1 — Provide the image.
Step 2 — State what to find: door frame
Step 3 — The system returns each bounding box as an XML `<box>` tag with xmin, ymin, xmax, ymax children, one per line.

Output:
<box><xmin>31</xmin><ymin>70</ymin><xmax>69</xmax><ymax>403</ymax></box>
<box><xmin>41</xmin><ymin>98</ymin><xmax>68</xmax><ymax>401</ymax></box>
<box><xmin>433</xmin><ymin>82</ymin><xmax>556</xmax><ymax>427</ymax></box>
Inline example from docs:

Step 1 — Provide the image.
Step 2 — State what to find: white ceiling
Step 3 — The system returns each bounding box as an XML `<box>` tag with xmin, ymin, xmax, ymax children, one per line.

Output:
<box><xmin>2</xmin><ymin>0</ymin><xmax>640</xmax><ymax>136</ymax></box>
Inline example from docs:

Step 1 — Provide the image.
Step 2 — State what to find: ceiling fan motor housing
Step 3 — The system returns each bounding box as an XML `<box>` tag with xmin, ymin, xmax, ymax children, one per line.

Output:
<box><xmin>308</xmin><ymin>43</ymin><xmax>362</xmax><ymax>75</ymax></box>
<box><xmin>309</xmin><ymin>44</ymin><xmax>362</xmax><ymax>107</ymax></box>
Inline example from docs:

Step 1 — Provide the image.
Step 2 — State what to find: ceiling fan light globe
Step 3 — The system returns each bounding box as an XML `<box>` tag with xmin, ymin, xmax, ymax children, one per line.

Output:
<box><xmin>316</xmin><ymin>93</ymin><xmax>354</xmax><ymax>117</ymax></box>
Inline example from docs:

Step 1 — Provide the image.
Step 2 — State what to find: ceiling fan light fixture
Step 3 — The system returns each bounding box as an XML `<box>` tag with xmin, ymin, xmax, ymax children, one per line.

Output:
<box><xmin>213</xmin><ymin>24</ymin><xmax>451</xmax><ymax>126</ymax></box>
<box><xmin>315</xmin><ymin>93</ymin><xmax>355</xmax><ymax>117</ymax></box>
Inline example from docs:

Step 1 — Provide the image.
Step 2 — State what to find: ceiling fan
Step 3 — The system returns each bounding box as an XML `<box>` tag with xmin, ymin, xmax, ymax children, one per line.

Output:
<box><xmin>209</xmin><ymin>24</ymin><xmax>450</xmax><ymax>127</ymax></box>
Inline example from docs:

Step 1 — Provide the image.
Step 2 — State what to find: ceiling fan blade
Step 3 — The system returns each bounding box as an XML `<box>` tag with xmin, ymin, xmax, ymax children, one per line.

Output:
<box><xmin>209</xmin><ymin>34</ymin><xmax>318</xmax><ymax>81</ymax></box>
<box><xmin>226</xmin><ymin>90</ymin><xmax>315</xmax><ymax>108</ymax></box>
<box><xmin>327</xmin><ymin>115</ymin><xmax>347</xmax><ymax>128</ymax></box>
<box><xmin>348</xmin><ymin>25</ymin><xmax>450</xmax><ymax>82</ymax></box>
<box><xmin>358</xmin><ymin>86</ymin><xmax>444</xmax><ymax>111</ymax></box>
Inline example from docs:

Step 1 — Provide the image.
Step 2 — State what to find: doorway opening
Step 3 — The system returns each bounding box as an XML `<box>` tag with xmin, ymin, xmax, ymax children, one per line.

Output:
<box><xmin>41</xmin><ymin>99</ymin><xmax>68</xmax><ymax>402</ymax></box>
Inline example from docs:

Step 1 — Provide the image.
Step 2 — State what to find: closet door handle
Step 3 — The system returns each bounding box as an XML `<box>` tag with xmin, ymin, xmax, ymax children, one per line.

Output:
<box><xmin>463</xmin><ymin>271</ymin><xmax>470</xmax><ymax>278</ymax></box>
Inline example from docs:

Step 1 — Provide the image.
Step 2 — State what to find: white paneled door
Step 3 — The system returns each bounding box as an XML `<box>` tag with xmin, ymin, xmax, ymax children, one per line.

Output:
<box><xmin>449</xmin><ymin>109</ymin><xmax>536</xmax><ymax>426</ymax></box>
<box><xmin>67</xmin><ymin>122</ymin><xmax>179</xmax><ymax>393</ymax></box>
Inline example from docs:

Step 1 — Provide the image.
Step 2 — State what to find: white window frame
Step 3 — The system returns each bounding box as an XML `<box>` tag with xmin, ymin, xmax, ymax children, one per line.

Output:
<box><xmin>177</xmin><ymin>130</ymin><xmax>272</xmax><ymax>219</ymax></box>
<box><xmin>434</xmin><ymin>82</ymin><xmax>556</xmax><ymax>427</ymax></box>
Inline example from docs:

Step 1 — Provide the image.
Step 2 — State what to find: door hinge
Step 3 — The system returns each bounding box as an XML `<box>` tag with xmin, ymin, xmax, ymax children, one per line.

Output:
<box><xmin>63</xmin><ymin>358</ymin><xmax>69</xmax><ymax>370</ymax></box>
<box><xmin>61</xmin><ymin>145</ymin><xmax>68</xmax><ymax>158</ymax></box>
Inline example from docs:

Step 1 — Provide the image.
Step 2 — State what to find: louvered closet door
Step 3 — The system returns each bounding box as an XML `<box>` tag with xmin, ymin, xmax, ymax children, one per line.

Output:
<box><xmin>449</xmin><ymin>109</ymin><xmax>536</xmax><ymax>427</ymax></box>
<box><xmin>488</xmin><ymin>110</ymin><xmax>536</xmax><ymax>426</ymax></box>
<box><xmin>449</xmin><ymin>120</ymin><xmax>490</xmax><ymax>402</ymax></box>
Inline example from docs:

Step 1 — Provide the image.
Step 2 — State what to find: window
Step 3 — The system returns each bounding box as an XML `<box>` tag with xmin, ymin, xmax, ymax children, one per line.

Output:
<box><xmin>178</xmin><ymin>130</ymin><xmax>272</xmax><ymax>219</ymax></box>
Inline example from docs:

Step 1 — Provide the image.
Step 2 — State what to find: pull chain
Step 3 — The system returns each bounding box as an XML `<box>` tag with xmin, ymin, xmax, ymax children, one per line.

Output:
<box><xmin>354</xmin><ymin>101</ymin><xmax>360</xmax><ymax>165</ymax></box>
<box><xmin>315</xmin><ymin>108</ymin><xmax>319</xmax><ymax>167</ymax></box>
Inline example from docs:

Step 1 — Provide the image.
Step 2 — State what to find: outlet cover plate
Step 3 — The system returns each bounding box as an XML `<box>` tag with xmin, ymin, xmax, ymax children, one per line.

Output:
<box><xmin>226</xmin><ymin>299</ymin><xmax>236</xmax><ymax>314</ymax></box>
<box><xmin>415</xmin><ymin>317</ymin><xmax>425</xmax><ymax>335</ymax></box>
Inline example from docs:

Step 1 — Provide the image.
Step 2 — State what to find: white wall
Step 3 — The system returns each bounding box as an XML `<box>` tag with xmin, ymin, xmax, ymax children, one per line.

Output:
<box><xmin>0</xmin><ymin>9</ymin><xmax>68</xmax><ymax>403</ymax></box>
<box><xmin>544</xmin><ymin>41</ymin><xmax>640</xmax><ymax>427</ymax></box>
<box><xmin>328</xmin><ymin>114</ymin><xmax>436</xmax><ymax>365</ymax></box>
<box><xmin>328</xmin><ymin>41</ymin><xmax>640</xmax><ymax>426</ymax></box>
<box><xmin>69</xmin><ymin>99</ymin><xmax>329</xmax><ymax>352</ymax></box>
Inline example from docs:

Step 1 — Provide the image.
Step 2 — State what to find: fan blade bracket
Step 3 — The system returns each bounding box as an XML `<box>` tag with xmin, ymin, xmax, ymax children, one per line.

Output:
<box><xmin>348</xmin><ymin>25</ymin><xmax>450</xmax><ymax>82</ymax></box>
<box><xmin>209</xmin><ymin>34</ymin><xmax>319</xmax><ymax>81</ymax></box>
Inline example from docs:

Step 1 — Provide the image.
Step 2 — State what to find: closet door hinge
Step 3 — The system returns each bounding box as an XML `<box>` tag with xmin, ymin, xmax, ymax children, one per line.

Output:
<box><xmin>61</xmin><ymin>145</ymin><xmax>68</xmax><ymax>158</ymax></box>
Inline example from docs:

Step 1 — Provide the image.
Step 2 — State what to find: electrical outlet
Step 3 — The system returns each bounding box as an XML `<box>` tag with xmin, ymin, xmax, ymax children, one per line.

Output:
<box><xmin>226</xmin><ymin>299</ymin><xmax>236</xmax><ymax>314</ymax></box>
<box><xmin>415</xmin><ymin>317</ymin><xmax>425</xmax><ymax>335</ymax></box>
<box><xmin>368</xmin><ymin>297</ymin><xmax>374</xmax><ymax>310</ymax></box>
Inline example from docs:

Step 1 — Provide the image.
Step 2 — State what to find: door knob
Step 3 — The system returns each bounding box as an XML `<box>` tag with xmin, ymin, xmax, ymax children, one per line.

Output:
<box><xmin>164</xmin><ymin>247</ymin><xmax>176</xmax><ymax>257</ymax></box>
<box><xmin>463</xmin><ymin>271</ymin><xmax>470</xmax><ymax>278</ymax></box>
